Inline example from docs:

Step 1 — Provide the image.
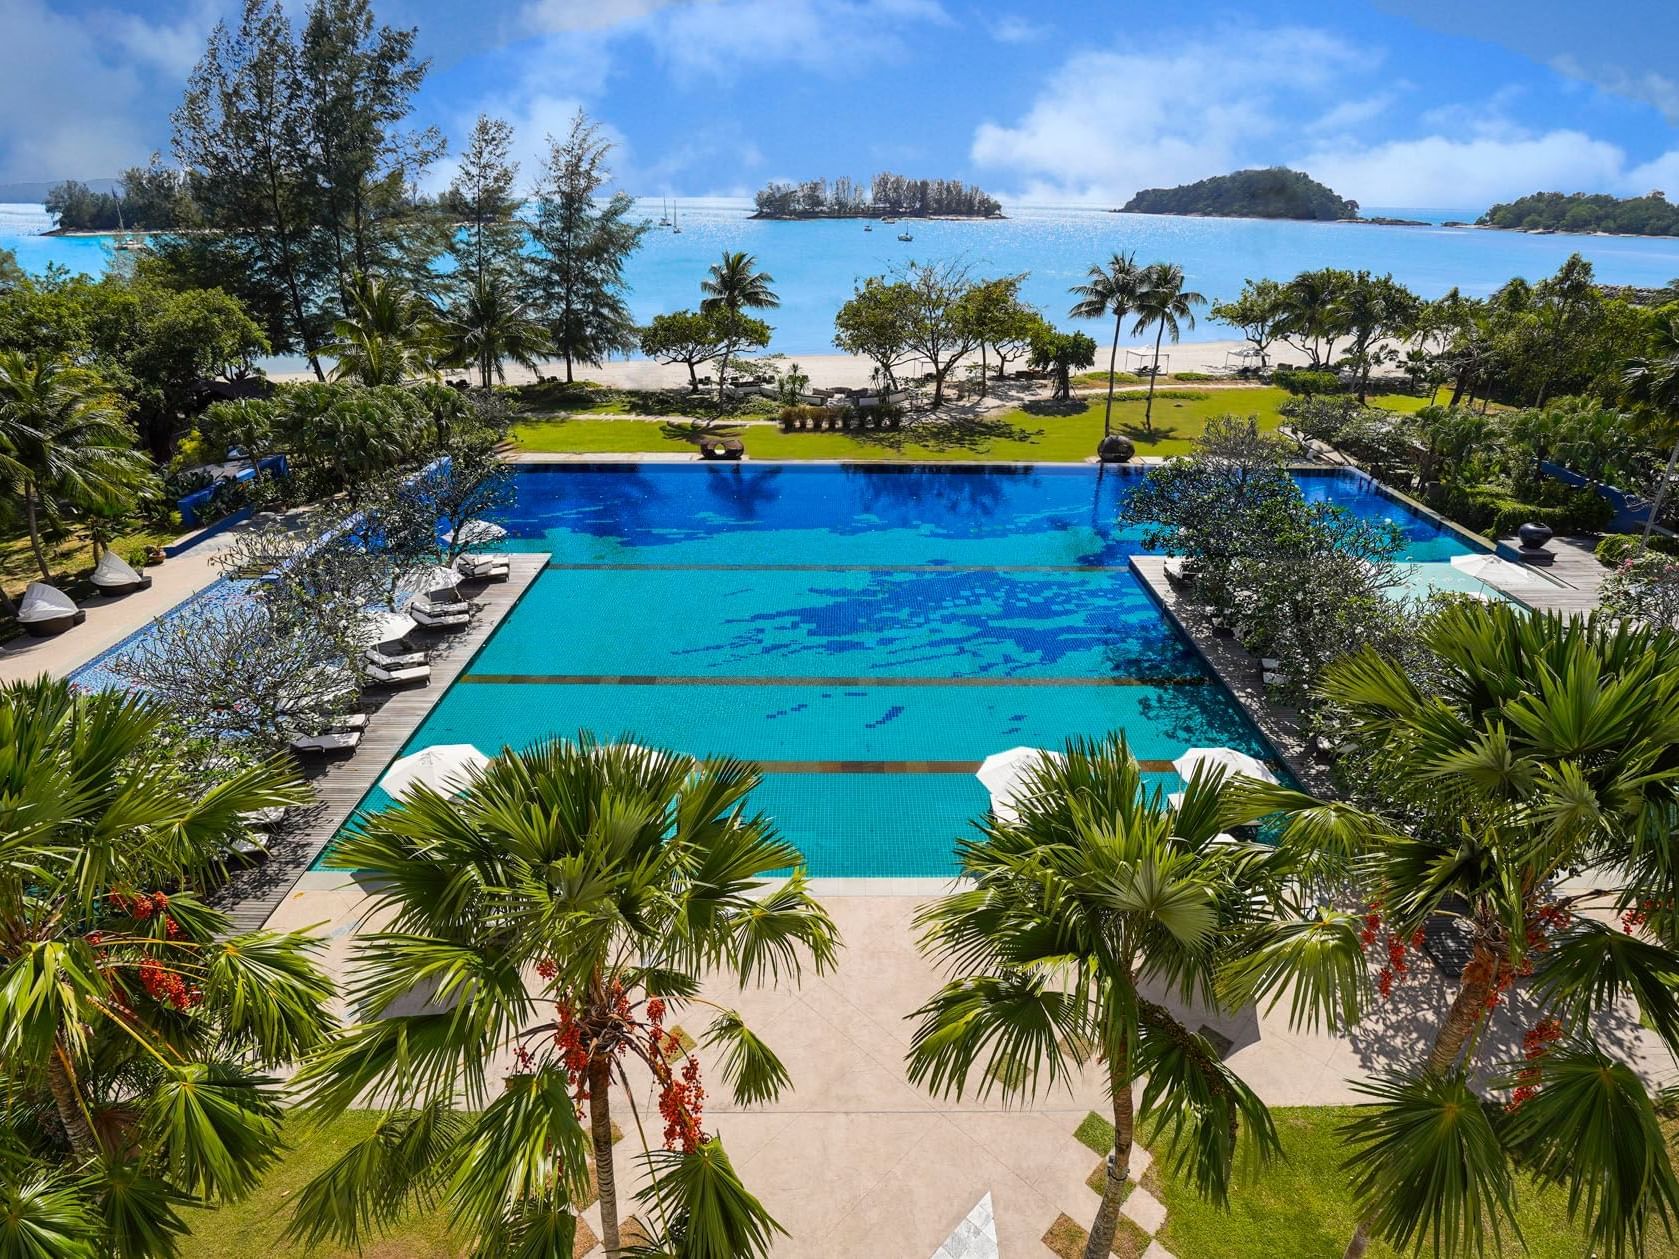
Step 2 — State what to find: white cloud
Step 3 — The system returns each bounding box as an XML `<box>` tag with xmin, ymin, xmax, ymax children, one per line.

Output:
<box><xmin>1296</xmin><ymin>131</ymin><xmax>1630</xmax><ymax>207</ymax></box>
<box><xmin>970</xmin><ymin>26</ymin><xmax>1365</xmax><ymax>204</ymax></box>
<box><xmin>520</xmin><ymin>0</ymin><xmax>684</xmax><ymax>34</ymax></box>
<box><xmin>1305</xmin><ymin>92</ymin><xmax>1401</xmax><ymax>136</ymax></box>
<box><xmin>645</xmin><ymin>0</ymin><xmax>947</xmax><ymax>82</ymax></box>
<box><xmin>1553</xmin><ymin>55</ymin><xmax>1679</xmax><ymax>126</ymax></box>
<box><xmin>989</xmin><ymin>14</ymin><xmax>1045</xmax><ymax>44</ymax></box>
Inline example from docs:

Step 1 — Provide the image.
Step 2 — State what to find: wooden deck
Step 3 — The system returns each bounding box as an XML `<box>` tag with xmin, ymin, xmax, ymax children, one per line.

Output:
<box><xmin>1129</xmin><ymin>556</ymin><xmax>1334</xmax><ymax>796</ymax></box>
<box><xmin>211</xmin><ymin>553</ymin><xmax>549</xmax><ymax>933</ymax></box>
<box><xmin>1490</xmin><ymin>536</ymin><xmax>1606</xmax><ymax>616</ymax></box>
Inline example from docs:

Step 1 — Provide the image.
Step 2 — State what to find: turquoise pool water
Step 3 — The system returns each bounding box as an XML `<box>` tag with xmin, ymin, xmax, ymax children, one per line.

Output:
<box><xmin>323</xmin><ymin>463</ymin><xmax>1477</xmax><ymax>877</ymax></box>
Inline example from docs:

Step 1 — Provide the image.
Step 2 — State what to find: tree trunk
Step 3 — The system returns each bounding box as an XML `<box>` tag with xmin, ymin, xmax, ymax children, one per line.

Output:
<box><xmin>564</xmin><ymin>347</ymin><xmax>575</xmax><ymax>384</ymax></box>
<box><xmin>1142</xmin><ymin>324</ymin><xmax>1166</xmax><ymax>435</ymax></box>
<box><xmin>589</xmin><ymin>1057</ymin><xmax>620</xmax><ymax>1255</ymax></box>
<box><xmin>687</xmin><ymin>361</ymin><xmax>699</xmax><ymax>393</ymax></box>
<box><xmin>978</xmin><ymin>342</ymin><xmax>988</xmax><ymax>399</ymax></box>
<box><xmin>1084</xmin><ymin>1065</ymin><xmax>1134</xmax><ymax>1259</ymax></box>
<box><xmin>717</xmin><ymin>348</ymin><xmax>731</xmax><ymax>403</ymax></box>
<box><xmin>931</xmin><ymin>364</ymin><xmax>947</xmax><ymax>408</ymax></box>
<box><xmin>1104</xmin><ymin>314</ymin><xmax>1122</xmax><ymax>437</ymax></box>
<box><xmin>48</xmin><ymin>1047</ymin><xmax>98</xmax><ymax>1160</ymax></box>
<box><xmin>25</xmin><ymin>486</ymin><xmax>52</xmax><ymax>580</ymax></box>
<box><xmin>1343</xmin><ymin>1214</ymin><xmax>1376</xmax><ymax>1259</ymax></box>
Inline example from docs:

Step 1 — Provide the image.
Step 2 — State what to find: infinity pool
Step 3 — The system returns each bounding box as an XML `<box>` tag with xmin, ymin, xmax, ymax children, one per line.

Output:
<box><xmin>326</xmin><ymin>463</ymin><xmax>1476</xmax><ymax>877</ymax></box>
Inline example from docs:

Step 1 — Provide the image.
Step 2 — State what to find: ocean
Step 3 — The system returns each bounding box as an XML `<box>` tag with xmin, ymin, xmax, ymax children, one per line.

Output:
<box><xmin>6</xmin><ymin>198</ymin><xmax>1679</xmax><ymax>357</ymax></box>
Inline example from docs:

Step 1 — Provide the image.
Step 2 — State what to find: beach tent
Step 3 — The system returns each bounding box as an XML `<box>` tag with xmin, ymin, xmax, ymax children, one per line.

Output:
<box><xmin>380</xmin><ymin>744</ymin><xmax>492</xmax><ymax>798</ymax></box>
<box><xmin>1172</xmin><ymin>747</ymin><xmax>1277</xmax><ymax>786</ymax></box>
<box><xmin>976</xmin><ymin>747</ymin><xmax>1065</xmax><ymax>822</ymax></box>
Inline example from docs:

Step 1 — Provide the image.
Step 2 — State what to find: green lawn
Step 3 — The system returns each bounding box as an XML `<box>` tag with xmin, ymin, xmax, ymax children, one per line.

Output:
<box><xmin>510</xmin><ymin>388</ymin><xmax>1432</xmax><ymax>461</ymax></box>
<box><xmin>2</xmin><ymin>523</ymin><xmax>178</xmax><ymax>609</ymax></box>
<box><xmin>1143</xmin><ymin>1107</ymin><xmax>1679</xmax><ymax>1259</ymax></box>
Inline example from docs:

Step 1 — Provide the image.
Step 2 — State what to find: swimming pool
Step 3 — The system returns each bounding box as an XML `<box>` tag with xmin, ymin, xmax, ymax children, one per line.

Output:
<box><xmin>325</xmin><ymin>463</ymin><xmax>1478</xmax><ymax>877</ymax></box>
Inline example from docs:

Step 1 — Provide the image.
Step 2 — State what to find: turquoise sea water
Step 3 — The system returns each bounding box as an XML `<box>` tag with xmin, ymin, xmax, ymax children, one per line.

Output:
<box><xmin>315</xmin><ymin>463</ymin><xmax>1473</xmax><ymax>877</ymax></box>
<box><xmin>8</xmin><ymin>198</ymin><xmax>1679</xmax><ymax>356</ymax></box>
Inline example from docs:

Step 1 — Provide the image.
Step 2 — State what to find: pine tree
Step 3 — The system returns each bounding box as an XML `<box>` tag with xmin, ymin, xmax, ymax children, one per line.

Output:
<box><xmin>444</xmin><ymin>114</ymin><xmax>525</xmax><ymax>294</ymax></box>
<box><xmin>528</xmin><ymin>111</ymin><xmax>648</xmax><ymax>382</ymax></box>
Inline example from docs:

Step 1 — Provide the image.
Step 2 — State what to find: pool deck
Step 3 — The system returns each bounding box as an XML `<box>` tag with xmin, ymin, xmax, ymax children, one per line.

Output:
<box><xmin>213</xmin><ymin>553</ymin><xmax>549</xmax><ymax>934</ymax></box>
<box><xmin>1490</xmin><ymin>535</ymin><xmax>1606</xmax><ymax>615</ymax></box>
<box><xmin>1128</xmin><ymin>555</ymin><xmax>1332</xmax><ymax>795</ymax></box>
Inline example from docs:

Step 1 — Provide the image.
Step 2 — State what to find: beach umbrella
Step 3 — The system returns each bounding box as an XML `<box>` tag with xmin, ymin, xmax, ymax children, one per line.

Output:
<box><xmin>976</xmin><ymin>747</ymin><xmax>1065</xmax><ymax>822</ymax></box>
<box><xmin>401</xmin><ymin>564</ymin><xmax>463</xmax><ymax>598</ymax></box>
<box><xmin>446</xmin><ymin>520</ymin><xmax>508</xmax><ymax>545</ymax></box>
<box><xmin>1172</xmin><ymin>747</ymin><xmax>1277</xmax><ymax>785</ymax></box>
<box><xmin>381</xmin><ymin>744</ymin><xmax>492</xmax><ymax>798</ymax></box>
<box><xmin>1449</xmin><ymin>553</ymin><xmax>1555</xmax><ymax>589</ymax></box>
<box><xmin>360</xmin><ymin>609</ymin><xmax>416</xmax><ymax>645</ymax></box>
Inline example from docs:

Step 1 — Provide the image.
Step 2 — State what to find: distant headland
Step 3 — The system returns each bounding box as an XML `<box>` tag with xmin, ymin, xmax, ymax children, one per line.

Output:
<box><xmin>1478</xmin><ymin>190</ymin><xmax>1679</xmax><ymax>236</ymax></box>
<box><xmin>751</xmin><ymin>172</ymin><xmax>1004</xmax><ymax>220</ymax></box>
<box><xmin>1115</xmin><ymin>167</ymin><xmax>1362</xmax><ymax>222</ymax></box>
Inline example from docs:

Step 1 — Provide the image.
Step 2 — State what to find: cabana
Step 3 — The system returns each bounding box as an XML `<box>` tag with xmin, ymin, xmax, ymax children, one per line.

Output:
<box><xmin>91</xmin><ymin>551</ymin><xmax>152</xmax><ymax>596</ymax></box>
<box><xmin>17</xmin><ymin>583</ymin><xmax>86</xmax><ymax>637</ymax></box>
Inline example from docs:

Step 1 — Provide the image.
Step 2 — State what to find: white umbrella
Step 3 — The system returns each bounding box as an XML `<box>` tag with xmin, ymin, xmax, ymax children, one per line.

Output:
<box><xmin>446</xmin><ymin>520</ymin><xmax>508</xmax><ymax>545</ymax></box>
<box><xmin>401</xmin><ymin>564</ymin><xmax>463</xmax><ymax>598</ymax></box>
<box><xmin>1173</xmin><ymin>747</ymin><xmax>1277</xmax><ymax>785</ymax></box>
<box><xmin>381</xmin><ymin>744</ymin><xmax>492</xmax><ymax>798</ymax></box>
<box><xmin>360</xmin><ymin>609</ymin><xmax>416</xmax><ymax>645</ymax></box>
<box><xmin>976</xmin><ymin>747</ymin><xmax>1065</xmax><ymax>822</ymax></box>
<box><xmin>1449</xmin><ymin>553</ymin><xmax>1555</xmax><ymax>590</ymax></box>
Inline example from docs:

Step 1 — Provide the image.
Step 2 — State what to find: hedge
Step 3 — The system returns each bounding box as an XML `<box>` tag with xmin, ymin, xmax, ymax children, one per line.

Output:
<box><xmin>1274</xmin><ymin>368</ymin><xmax>1344</xmax><ymax>397</ymax></box>
<box><xmin>1427</xmin><ymin>483</ymin><xmax>1614</xmax><ymax>538</ymax></box>
<box><xmin>1597</xmin><ymin>533</ymin><xmax>1679</xmax><ymax>566</ymax></box>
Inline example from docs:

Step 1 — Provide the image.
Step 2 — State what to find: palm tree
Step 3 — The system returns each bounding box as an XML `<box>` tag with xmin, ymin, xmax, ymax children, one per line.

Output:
<box><xmin>1131</xmin><ymin>263</ymin><xmax>1206</xmax><ymax>435</ymax></box>
<box><xmin>0</xmin><ymin>677</ymin><xmax>331</xmax><ymax>1258</ymax></box>
<box><xmin>291</xmin><ymin>735</ymin><xmax>839</xmax><ymax>1257</ymax></box>
<box><xmin>326</xmin><ymin>273</ymin><xmax>443</xmax><ymax>386</ymax></box>
<box><xmin>1068</xmin><ymin>252</ymin><xmax>1144</xmax><ymax>438</ymax></box>
<box><xmin>0</xmin><ymin>351</ymin><xmax>151</xmax><ymax>580</ymax></box>
<box><xmin>1238</xmin><ymin>602</ymin><xmax>1679</xmax><ymax>1259</ymax></box>
<box><xmin>444</xmin><ymin>276</ymin><xmax>552</xmax><ymax>389</ymax></box>
<box><xmin>908</xmin><ymin>734</ymin><xmax>1366</xmax><ymax>1259</ymax></box>
<box><xmin>1622</xmin><ymin>314</ymin><xmax>1679</xmax><ymax>545</ymax></box>
<box><xmin>700</xmin><ymin>251</ymin><xmax>779</xmax><ymax>314</ymax></box>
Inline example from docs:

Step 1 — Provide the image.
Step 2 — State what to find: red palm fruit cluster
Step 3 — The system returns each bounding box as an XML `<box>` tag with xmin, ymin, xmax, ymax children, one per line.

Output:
<box><xmin>137</xmin><ymin>957</ymin><xmax>202</xmax><ymax>1011</ymax></box>
<box><xmin>1507</xmin><ymin>1016</ymin><xmax>1565</xmax><ymax>1112</ymax></box>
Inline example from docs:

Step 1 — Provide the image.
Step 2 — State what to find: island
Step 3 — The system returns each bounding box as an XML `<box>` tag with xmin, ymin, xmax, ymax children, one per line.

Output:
<box><xmin>1478</xmin><ymin>190</ymin><xmax>1679</xmax><ymax>236</ymax></box>
<box><xmin>1117</xmin><ymin>167</ymin><xmax>1359</xmax><ymax>221</ymax></box>
<box><xmin>752</xmin><ymin>172</ymin><xmax>1003</xmax><ymax>219</ymax></box>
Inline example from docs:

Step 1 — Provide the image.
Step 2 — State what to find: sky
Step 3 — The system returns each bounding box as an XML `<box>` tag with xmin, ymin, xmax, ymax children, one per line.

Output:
<box><xmin>3</xmin><ymin>0</ymin><xmax>1678</xmax><ymax>211</ymax></box>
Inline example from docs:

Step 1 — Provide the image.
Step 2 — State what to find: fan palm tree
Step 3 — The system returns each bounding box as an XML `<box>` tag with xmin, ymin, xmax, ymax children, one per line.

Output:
<box><xmin>1623</xmin><ymin>314</ymin><xmax>1679</xmax><ymax>545</ymax></box>
<box><xmin>1234</xmin><ymin>601</ymin><xmax>1679</xmax><ymax>1259</ymax></box>
<box><xmin>444</xmin><ymin>276</ymin><xmax>552</xmax><ymax>389</ymax></box>
<box><xmin>0</xmin><ymin>676</ymin><xmax>332</xmax><ymax>1258</ymax></box>
<box><xmin>1131</xmin><ymin>263</ymin><xmax>1206</xmax><ymax>435</ymax></box>
<box><xmin>908</xmin><ymin>734</ymin><xmax>1367</xmax><ymax>1259</ymax></box>
<box><xmin>326</xmin><ymin>274</ymin><xmax>444</xmax><ymax>386</ymax></box>
<box><xmin>699</xmin><ymin>251</ymin><xmax>779</xmax><ymax>314</ymax></box>
<box><xmin>1068</xmin><ymin>252</ymin><xmax>1144</xmax><ymax>437</ymax></box>
<box><xmin>290</xmin><ymin>735</ymin><xmax>839</xmax><ymax>1258</ymax></box>
<box><xmin>0</xmin><ymin>351</ymin><xmax>151</xmax><ymax>580</ymax></box>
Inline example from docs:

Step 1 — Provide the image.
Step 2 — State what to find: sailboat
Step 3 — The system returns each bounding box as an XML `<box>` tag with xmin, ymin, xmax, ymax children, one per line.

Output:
<box><xmin>659</xmin><ymin>197</ymin><xmax>671</xmax><ymax>227</ymax></box>
<box><xmin>896</xmin><ymin>230</ymin><xmax>913</xmax><ymax>241</ymax></box>
<box><xmin>863</xmin><ymin>223</ymin><xmax>873</xmax><ymax>231</ymax></box>
<box><xmin>671</xmin><ymin>202</ymin><xmax>682</xmax><ymax>234</ymax></box>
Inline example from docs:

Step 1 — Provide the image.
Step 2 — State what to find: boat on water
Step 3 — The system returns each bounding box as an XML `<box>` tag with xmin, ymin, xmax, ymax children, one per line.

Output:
<box><xmin>896</xmin><ymin>231</ymin><xmax>913</xmax><ymax>241</ymax></box>
<box><xmin>863</xmin><ymin>223</ymin><xmax>873</xmax><ymax>231</ymax></box>
<box><xmin>671</xmin><ymin>203</ymin><xmax>682</xmax><ymax>234</ymax></box>
<box><xmin>881</xmin><ymin>216</ymin><xmax>897</xmax><ymax>223</ymax></box>
<box><xmin>659</xmin><ymin>197</ymin><xmax>671</xmax><ymax>227</ymax></box>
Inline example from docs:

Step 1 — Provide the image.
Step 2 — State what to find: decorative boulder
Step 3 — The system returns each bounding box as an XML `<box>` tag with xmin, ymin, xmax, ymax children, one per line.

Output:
<box><xmin>1097</xmin><ymin>434</ymin><xmax>1135</xmax><ymax>464</ymax></box>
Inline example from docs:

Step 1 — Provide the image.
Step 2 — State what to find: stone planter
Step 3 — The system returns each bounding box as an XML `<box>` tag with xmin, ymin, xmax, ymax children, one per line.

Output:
<box><xmin>1097</xmin><ymin>434</ymin><xmax>1135</xmax><ymax>464</ymax></box>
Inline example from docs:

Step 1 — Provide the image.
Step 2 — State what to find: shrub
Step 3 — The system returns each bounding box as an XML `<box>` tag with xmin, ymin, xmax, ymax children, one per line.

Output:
<box><xmin>1597</xmin><ymin>532</ymin><xmax>1679</xmax><ymax>565</ymax></box>
<box><xmin>1173</xmin><ymin>370</ymin><xmax>1214</xmax><ymax>381</ymax></box>
<box><xmin>1429</xmin><ymin>483</ymin><xmax>1613</xmax><ymax>538</ymax></box>
<box><xmin>1274</xmin><ymin>368</ymin><xmax>1344</xmax><ymax>396</ymax></box>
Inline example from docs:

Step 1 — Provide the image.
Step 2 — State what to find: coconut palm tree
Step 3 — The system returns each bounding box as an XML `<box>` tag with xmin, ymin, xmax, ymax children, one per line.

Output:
<box><xmin>1623</xmin><ymin>314</ymin><xmax>1679</xmax><ymax>545</ymax></box>
<box><xmin>443</xmin><ymin>276</ymin><xmax>552</xmax><ymax>389</ymax></box>
<box><xmin>290</xmin><ymin>735</ymin><xmax>839</xmax><ymax>1258</ymax></box>
<box><xmin>699</xmin><ymin>251</ymin><xmax>779</xmax><ymax>314</ymax></box>
<box><xmin>326</xmin><ymin>274</ymin><xmax>444</xmax><ymax>386</ymax></box>
<box><xmin>0</xmin><ymin>351</ymin><xmax>151</xmax><ymax>580</ymax></box>
<box><xmin>1068</xmin><ymin>252</ymin><xmax>1144</xmax><ymax>438</ymax></box>
<box><xmin>1235</xmin><ymin>601</ymin><xmax>1679</xmax><ymax>1259</ymax></box>
<box><xmin>1131</xmin><ymin>263</ymin><xmax>1205</xmax><ymax>436</ymax></box>
<box><xmin>908</xmin><ymin>733</ymin><xmax>1367</xmax><ymax>1259</ymax></box>
<box><xmin>0</xmin><ymin>676</ymin><xmax>331</xmax><ymax>1259</ymax></box>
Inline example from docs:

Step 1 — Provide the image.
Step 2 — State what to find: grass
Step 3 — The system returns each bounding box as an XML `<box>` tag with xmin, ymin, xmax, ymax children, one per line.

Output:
<box><xmin>1147</xmin><ymin>1107</ymin><xmax>1679</xmax><ymax>1259</ymax></box>
<box><xmin>1042</xmin><ymin>1211</ymin><xmax>1150</xmax><ymax>1259</ymax></box>
<box><xmin>509</xmin><ymin>387</ymin><xmax>1435</xmax><ymax>461</ymax></box>
<box><xmin>1</xmin><ymin>523</ymin><xmax>178</xmax><ymax>608</ymax></box>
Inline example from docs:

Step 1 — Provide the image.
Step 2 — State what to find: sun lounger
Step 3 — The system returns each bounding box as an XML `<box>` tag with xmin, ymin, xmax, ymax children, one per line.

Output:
<box><xmin>1162</xmin><ymin>557</ymin><xmax>1192</xmax><ymax>584</ymax></box>
<box><xmin>91</xmin><ymin>551</ymin><xmax>153</xmax><ymax>596</ymax></box>
<box><xmin>1263</xmin><ymin>670</ymin><xmax>1291</xmax><ymax>687</ymax></box>
<box><xmin>17</xmin><ymin>583</ymin><xmax>87</xmax><ymax>637</ymax></box>
<box><xmin>238</xmin><ymin>806</ymin><xmax>289</xmax><ymax>829</ymax></box>
<box><xmin>411</xmin><ymin>605</ymin><xmax>469</xmax><ymax>629</ymax></box>
<box><xmin>367</xmin><ymin>645</ymin><xmax>427</xmax><ymax>669</ymax></box>
<box><xmin>455</xmin><ymin>554</ymin><xmax>510</xmax><ymax>580</ymax></box>
<box><xmin>410</xmin><ymin>593</ymin><xmax>469</xmax><ymax>616</ymax></box>
<box><xmin>365</xmin><ymin>661</ymin><xmax>431</xmax><ymax>686</ymax></box>
<box><xmin>1260</xmin><ymin>657</ymin><xmax>1282</xmax><ymax>671</ymax></box>
<box><xmin>290</xmin><ymin>729</ymin><xmax>362</xmax><ymax>753</ymax></box>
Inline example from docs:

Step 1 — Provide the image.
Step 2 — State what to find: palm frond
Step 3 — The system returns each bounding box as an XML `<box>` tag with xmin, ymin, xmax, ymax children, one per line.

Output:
<box><xmin>630</xmin><ymin>1140</ymin><xmax>786</xmax><ymax>1259</ymax></box>
<box><xmin>702</xmin><ymin>1010</ymin><xmax>792</xmax><ymax>1107</ymax></box>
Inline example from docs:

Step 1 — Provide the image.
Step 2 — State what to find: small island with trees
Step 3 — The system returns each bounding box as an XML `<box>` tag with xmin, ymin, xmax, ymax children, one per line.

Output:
<box><xmin>1119</xmin><ymin>167</ymin><xmax>1360</xmax><ymax>221</ymax></box>
<box><xmin>1477</xmin><ymin>189</ymin><xmax>1679</xmax><ymax>236</ymax></box>
<box><xmin>44</xmin><ymin>159</ymin><xmax>196</xmax><ymax>233</ymax></box>
<box><xmin>752</xmin><ymin>172</ymin><xmax>1003</xmax><ymax>219</ymax></box>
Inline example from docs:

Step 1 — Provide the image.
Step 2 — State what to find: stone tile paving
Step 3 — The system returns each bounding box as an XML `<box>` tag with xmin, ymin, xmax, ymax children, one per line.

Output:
<box><xmin>929</xmin><ymin>1192</ymin><xmax>996</xmax><ymax>1259</ymax></box>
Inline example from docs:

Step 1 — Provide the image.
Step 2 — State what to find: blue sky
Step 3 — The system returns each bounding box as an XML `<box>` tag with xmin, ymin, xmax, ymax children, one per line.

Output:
<box><xmin>3</xmin><ymin>0</ymin><xmax>1677</xmax><ymax>210</ymax></box>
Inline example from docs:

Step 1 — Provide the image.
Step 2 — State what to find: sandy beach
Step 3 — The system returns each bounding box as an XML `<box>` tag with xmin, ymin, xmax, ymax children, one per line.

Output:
<box><xmin>269</xmin><ymin>337</ymin><xmax>1273</xmax><ymax>388</ymax></box>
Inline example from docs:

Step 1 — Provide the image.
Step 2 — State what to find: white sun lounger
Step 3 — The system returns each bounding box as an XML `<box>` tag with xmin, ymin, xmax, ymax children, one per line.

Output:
<box><xmin>238</xmin><ymin>806</ymin><xmax>289</xmax><ymax>829</ymax></box>
<box><xmin>411</xmin><ymin>594</ymin><xmax>470</xmax><ymax>616</ymax></box>
<box><xmin>365</xmin><ymin>661</ymin><xmax>431</xmax><ymax>686</ymax></box>
<box><xmin>367</xmin><ymin>645</ymin><xmax>427</xmax><ymax>669</ymax></box>
<box><xmin>290</xmin><ymin>729</ymin><xmax>363</xmax><ymax>753</ymax></box>
<box><xmin>410</xmin><ymin>604</ymin><xmax>469</xmax><ymax>629</ymax></box>
<box><xmin>456</xmin><ymin>553</ymin><xmax>510</xmax><ymax>580</ymax></box>
<box><xmin>91</xmin><ymin>551</ymin><xmax>152</xmax><ymax>595</ymax></box>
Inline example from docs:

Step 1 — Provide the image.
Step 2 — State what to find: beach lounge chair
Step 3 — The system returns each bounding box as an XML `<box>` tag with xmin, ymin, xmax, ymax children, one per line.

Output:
<box><xmin>410</xmin><ymin>603</ymin><xmax>469</xmax><ymax>630</ymax></box>
<box><xmin>367</xmin><ymin>644</ymin><xmax>427</xmax><ymax>669</ymax></box>
<box><xmin>238</xmin><ymin>806</ymin><xmax>289</xmax><ymax>829</ymax></box>
<box><xmin>17</xmin><ymin>583</ymin><xmax>86</xmax><ymax>637</ymax></box>
<box><xmin>365</xmin><ymin>661</ymin><xmax>431</xmax><ymax>686</ymax></box>
<box><xmin>1162</xmin><ymin>556</ymin><xmax>1192</xmax><ymax>584</ymax></box>
<box><xmin>290</xmin><ymin>729</ymin><xmax>362</xmax><ymax>753</ymax></box>
<box><xmin>455</xmin><ymin>553</ymin><xmax>510</xmax><ymax>581</ymax></box>
<box><xmin>91</xmin><ymin>551</ymin><xmax>152</xmax><ymax>596</ymax></box>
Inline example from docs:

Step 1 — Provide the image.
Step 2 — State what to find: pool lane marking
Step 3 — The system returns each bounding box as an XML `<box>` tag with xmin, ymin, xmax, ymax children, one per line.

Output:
<box><xmin>459</xmin><ymin>673</ymin><xmax>1210</xmax><ymax>688</ymax></box>
<box><xmin>544</xmin><ymin>562</ymin><xmax>1121</xmax><ymax>573</ymax></box>
<box><xmin>750</xmin><ymin>759</ymin><xmax>1178</xmax><ymax>775</ymax></box>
